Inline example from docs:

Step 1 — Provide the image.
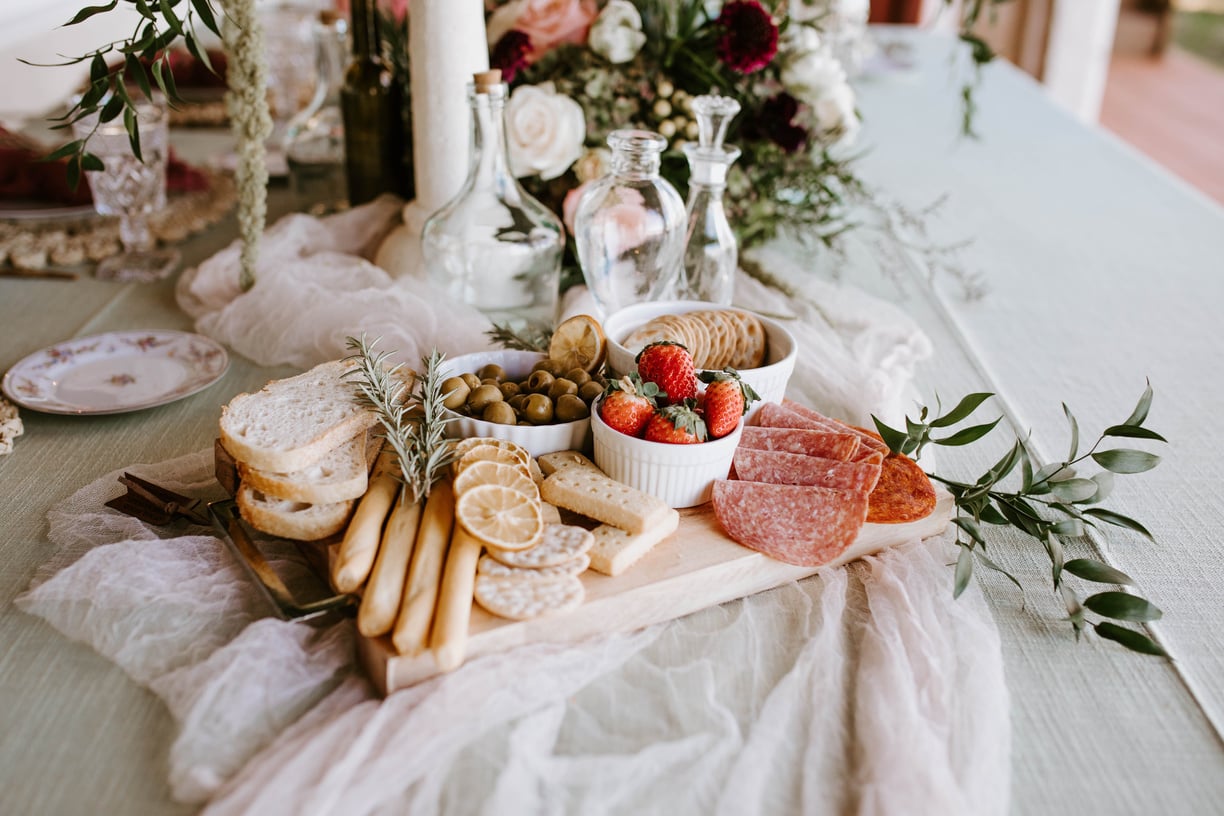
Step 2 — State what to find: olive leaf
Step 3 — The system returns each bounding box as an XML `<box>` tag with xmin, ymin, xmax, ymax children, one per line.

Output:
<box><xmin>1094</xmin><ymin>622</ymin><xmax>1167</xmax><ymax>657</ymax></box>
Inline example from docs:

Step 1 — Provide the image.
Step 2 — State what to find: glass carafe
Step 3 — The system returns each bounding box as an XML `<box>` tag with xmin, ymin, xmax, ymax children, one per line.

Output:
<box><xmin>574</xmin><ymin>130</ymin><xmax>686</xmax><ymax>317</ymax></box>
<box><xmin>680</xmin><ymin>95</ymin><xmax>741</xmax><ymax>305</ymax></box>
<box><xmin>421</xmin><ymin>71</ymin><xmax>564</xmax><ymax>330</ymax></box>
<box><xmin>284</xmin><ymin>10</ymin><xmax>349</xmax><ymax>215</ymax></box>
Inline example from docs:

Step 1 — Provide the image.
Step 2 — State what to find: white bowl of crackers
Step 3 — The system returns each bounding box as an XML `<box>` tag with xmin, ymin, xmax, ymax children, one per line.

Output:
<box><xmin>602</xmin><ymin>301</ymin><xmax>796</xmax><ymax>416</ymax></box>
<box><xmin>590</xmin><ymin>398</ymin><xmax>744</xmax><ymax>508</ymax></box>
<box><xmin>439</xmin><ymin>350</ymin><xmax>597</xmax><ymax>459</ymax></box>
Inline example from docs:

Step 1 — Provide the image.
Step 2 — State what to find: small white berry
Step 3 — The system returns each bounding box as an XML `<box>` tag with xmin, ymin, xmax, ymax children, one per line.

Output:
<box><xmin>657</xmin><ymin>80</ymin><xmax>674</xmax><ymax>98</ymax></box>
<box><xmin>658</xmin><ymin>119</ymin><xmax>677</xmax><ymax>139</ymax></box>
<box><xmin>653</xmin><ymin>99</ymin><xmax>672</xmax><ymax>119</ymax></box>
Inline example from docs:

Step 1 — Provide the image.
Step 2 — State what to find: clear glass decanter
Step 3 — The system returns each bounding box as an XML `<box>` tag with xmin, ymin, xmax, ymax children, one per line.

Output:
<box><xmin>680</xmin><ymin>95</ymin><xmax>742</xmax><ymax>306</ymax></box>
<box><xmin>574</xmin><ymin>129</ymin><xmax>686</xmax><ymax>317</ymax></box>
<box><xmin>284</xmin><ymin>10</ymin><xmax>349</xmax><ymax>215</ymax></box>
<box><xmin>421</xmin><ymin>71</ymin><xmax>564</xmax><ymax>329</ymax></box>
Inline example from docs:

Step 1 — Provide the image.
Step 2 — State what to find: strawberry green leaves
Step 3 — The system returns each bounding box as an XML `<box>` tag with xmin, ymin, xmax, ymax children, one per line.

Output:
<box><xmin>876</xmin><ymin>383</ymin><xmax>1169</xmax><ymax>657</ymax></box>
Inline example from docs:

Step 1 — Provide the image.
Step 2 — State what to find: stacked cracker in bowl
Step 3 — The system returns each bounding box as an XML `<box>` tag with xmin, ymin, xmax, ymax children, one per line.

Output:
<box><xmin>219</xmin><ymin>359</ymin><xmax>383</xmax><ymax>541</ymax></box>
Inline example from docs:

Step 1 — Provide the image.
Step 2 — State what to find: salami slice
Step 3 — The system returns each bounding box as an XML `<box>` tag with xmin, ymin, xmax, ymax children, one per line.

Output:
<box><xmin>739</xmin><ymin>425</ymin><xmax>859</xmax><ymax>462</ymax></box>
<box><xmin>867</xmin><ymin>453</ymin><xmax>937</xmax><ymax>523</ymax></box>
<box><xmin>711</xmin><ymin>480</ymin><xmax>869</xmax><ymax>567</ymax></box>
<box><xmin>781</xmin><ymin>399</ymin><xmax>891</xmax><ymax>456</ymax></box>
<box><xmin>733</xmin><ymin>448</ymin><xmax>883</xmax><ymax>494</ymax></box>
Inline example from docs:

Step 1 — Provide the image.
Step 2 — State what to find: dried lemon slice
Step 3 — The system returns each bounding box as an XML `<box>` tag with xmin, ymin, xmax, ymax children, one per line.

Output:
<box><xmin>548</xmin><ymin>314</ymin><xmax>606</xmax><ymax>373</ymax></box>
<box><xmin>452</xmin><ymin>437</ymin><xmax>530</xmax><ymax>462</ymax></box>
<box><xmin>453</xmin><ymin>443</ymin><xmax>531</xmax><ymax>477</ymax></box>
<box><xmin>454</xmin><ymin>460</ymin><xmax>538</xmax><ymax>500</ymax></box>
<box><xmin>455</xmin><ymin>483</ymin><xmax>544</xmax><ymax>551</ymax></box>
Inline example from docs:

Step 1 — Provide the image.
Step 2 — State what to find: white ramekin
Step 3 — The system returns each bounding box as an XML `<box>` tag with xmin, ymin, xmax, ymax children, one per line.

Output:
<box><xmin>601</xmin><ymin>300</ymin><xmax>796</xmax><ymax>418</ymax></box>
<box><xmin>590</xmin><ymin>398</ymin><xmax>743</xmax><ymax>508</ymax></box>
<box><xmin>439</xmin><ymin>350</ymin><xmax>592</xmax><ymax>459</ymax></box>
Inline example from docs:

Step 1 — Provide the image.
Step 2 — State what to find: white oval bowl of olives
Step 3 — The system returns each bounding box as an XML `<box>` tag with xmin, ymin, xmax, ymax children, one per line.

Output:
<box><xmin>438</xmin><ymin>350</ymin><xmax>602</xmax><ymax>458</ymax></box>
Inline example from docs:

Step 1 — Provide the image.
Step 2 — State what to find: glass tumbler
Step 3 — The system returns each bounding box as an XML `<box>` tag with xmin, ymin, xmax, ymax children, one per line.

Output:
<box><xmin>72</xmin><ymin>98</ymin><xmax>180</xmax><ymax>282</ymax></box>
<box><xmin>574</xmin><ymin>130</ymin><xmax>686</xmax><ymax>317</ymax></box>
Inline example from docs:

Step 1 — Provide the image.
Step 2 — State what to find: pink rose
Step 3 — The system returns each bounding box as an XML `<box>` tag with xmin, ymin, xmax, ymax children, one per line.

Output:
<box><xmin>562</xmin><ymin>182</ymin><xmax>591</xmax><ymax>234</ymax></box>
<box><xmin>487</xmin><ymin>0</ymin><xmax>597</xmax><ymax>59</ymax></box>
<box><xmin>590</xmin><ymin>188</ymin><xmax>656</xmax><ymax>256</ymax></box>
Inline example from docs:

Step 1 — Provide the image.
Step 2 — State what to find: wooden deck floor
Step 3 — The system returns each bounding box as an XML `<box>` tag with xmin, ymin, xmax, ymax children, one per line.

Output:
<box><xmin>1100</xmin><ymin>48</ymin><xmax>1224</xmax><ymax>206</ymax></box>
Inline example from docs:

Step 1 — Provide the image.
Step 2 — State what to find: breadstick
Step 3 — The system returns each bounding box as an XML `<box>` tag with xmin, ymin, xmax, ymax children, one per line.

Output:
<box><xmin>357</xmin><ymin>491</ymin><xmax>421</xmax><ymax>638</ymax></box>
<box><xmin>430</xmin><ymin>524</ymin><xmax>482</xmax><ymax>672</ymax></box>
<box><xmin>392</xmin><ymin>479</ymin><xmax>455</xmax><ymax>656</ymax></box>
<box><xmin>333</xmin><ymin>448</ymin><xmax>399</xmax><ymax>594</ymax></box>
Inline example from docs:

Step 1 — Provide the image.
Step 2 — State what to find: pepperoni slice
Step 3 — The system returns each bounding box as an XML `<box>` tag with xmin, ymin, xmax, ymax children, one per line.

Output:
<box><xmin>867</xmin><ymin>453</ymin><xmax>937</xmax><ymax>523</ymax></box>
<box><xmin>732</xmin><ymin>448</ymin><xmax>883</xmax><ymax>494</ymax></box>
<box><xmin>739</xmin><ymin>425</ymin><xmax>860</xmax><ymax>462</ymax></box>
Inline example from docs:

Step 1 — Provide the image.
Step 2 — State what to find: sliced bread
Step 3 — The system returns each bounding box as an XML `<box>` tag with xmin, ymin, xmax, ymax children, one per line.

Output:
<box><xmin>220</xmin><ymin>359</ymin><xmax>379</xmax><ymax>473</ymax></box>
<box><xmin>237</xmin><ymin>430</ymin><xmax>383</xmax><ymax>504</ymax></box>
<box><xmin>237</xmin><ymin>483</ymin><xmax>355</xmax><ymax>541</ymax></box>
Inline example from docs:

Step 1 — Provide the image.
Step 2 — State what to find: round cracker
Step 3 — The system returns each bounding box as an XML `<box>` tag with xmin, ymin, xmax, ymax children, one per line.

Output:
<box><xmin>478</xmin><ymin>552</ymin><xmax>590</xmax><ymax>579</ymax></box>
<box><xmin>474</xmin><ymin>573</ymin><xmax>585</xmax><ymax>620</ymax></box>
<box><xmin>487</xmin><ymin>522</ymin><xmax>594</xmax><ymax>568</ymax></box>
<box><xmin>679</xmin><ymin>312</ymin><xmax>711</xmax><ymax>368</ymax></box>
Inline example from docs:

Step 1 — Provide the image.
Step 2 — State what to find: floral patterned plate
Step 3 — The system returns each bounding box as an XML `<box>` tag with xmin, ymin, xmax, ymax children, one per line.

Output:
<box><xmin>2</xmin><ymin>330</ymin><xmax>229</xmax><ymax>415</ymax></box>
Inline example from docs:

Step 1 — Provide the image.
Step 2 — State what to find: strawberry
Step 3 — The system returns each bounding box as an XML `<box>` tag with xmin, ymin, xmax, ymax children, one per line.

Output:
<box><xmin>599</xmin><ymin>374</ymin><xmax>660</xmax><ymax>437</ymax></box>
<box><xmin>644</xmin><ymin>403</ymin><xmax>708</xmax><ymax>444</ymax></box>
<box><xmin>698</xmin><ymin>369</ymin><xmax>760</xmax><ymax>439</ymax></box>
<box><xmin>635</xmin><ymin>341</ymin><xmax>698</xmax><ymax>405</ymax></box>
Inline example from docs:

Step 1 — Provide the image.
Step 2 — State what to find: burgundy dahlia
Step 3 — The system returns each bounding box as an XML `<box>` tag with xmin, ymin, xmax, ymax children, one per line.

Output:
<box><xmin>715</xmin><ymin>1</ymin><xmax>779</xmax><ymax>74</ymax></box>
<box><xmin>491</xmin><ymin>30</ymin><xmax>533</xmax><ymax>82</ymax></box>
<box><xmin>758</xmin><ymin>93</ymin><xmax>807</xmax><ymax>153</ymax></box>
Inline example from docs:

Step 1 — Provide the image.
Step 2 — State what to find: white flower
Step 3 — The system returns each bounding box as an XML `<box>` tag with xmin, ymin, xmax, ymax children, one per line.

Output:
<box><xmin>504</xmin><ymin>83</ymin><xmax>586</xmax><ymax>180</ymax></box>
<box><xmin>574</xmin><ymin>147</ymin><xmax>612</xmax><ymax>183</ymax></box>
<box><xmin>812</xmin><ymin>81</ymin><xmax>859</xmax><ymax>145</ymax></box>
<box><xmin>588</xmin><ymin>0</ymin><xmax>646</xmax><ymax>64</ymax></box>
<box><xmin>780</xmin><ymin>46</ymin><xmax>846</xmax><ymax>106</ymax></box>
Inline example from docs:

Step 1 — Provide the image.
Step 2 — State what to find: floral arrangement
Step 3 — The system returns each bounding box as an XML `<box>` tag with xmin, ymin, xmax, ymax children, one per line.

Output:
<box><xmin>485</xmin><ymin>0</ymin><xmax>870</xmax><ymax>260</ymax></box>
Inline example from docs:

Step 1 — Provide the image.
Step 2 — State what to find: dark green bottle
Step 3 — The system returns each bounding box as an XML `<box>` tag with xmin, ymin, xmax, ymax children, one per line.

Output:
<box><xmin>341</xmin><ymin>0</ymin><xmax>406</xmax><ymax>205</ymax></box>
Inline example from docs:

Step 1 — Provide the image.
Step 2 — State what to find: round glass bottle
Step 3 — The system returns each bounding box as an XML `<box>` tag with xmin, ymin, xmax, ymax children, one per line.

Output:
<box><xmin>421</xmin><ymin>71</ymin><xmax>564</xmax><ymax>330</ymax></box>
<box><xmin>284</xmin><ymin>10</ymin><xmax>349</xmax><ymax>215</ymax></box>
<box><xmin>574</xmin><ymin>130</ymin><xmax>686</xmax><ymax>317</ymax></box>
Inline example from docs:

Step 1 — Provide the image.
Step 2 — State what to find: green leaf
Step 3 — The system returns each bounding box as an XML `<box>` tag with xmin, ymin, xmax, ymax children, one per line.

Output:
<box><xmin>930</xmin><ymin>392</ymin><xmax>993</xmax><ymax>428</ymax></box>
<box><xmin>934</xmin><ymin>416</ymin><xmax>1001</xmax><ymax>446</ymax></box>
<box><xmin>1092</xmin><ymin>449</ymin><xmax>1161</xmax><ymax>474</ymax></box>
<box><xmin>65</xmin><ymin>0</ymin><xmax>118</xmax><ymax>27</ymax></box>
<box><xmin>1062</xmin><ymin>402</ymin><xmax>1080</xmax><ymax>460</ymax></box>
<box><xmin>977</xmin><ymin>441</ymin><xmax>1021</xmax><ymax>487</ymax></box>
<box><xmin>1084</xmin><ymin>591</ymin><xmax>1162</xmax><ymax>622</ymax></box>
<box><xmin>1103</xmin><ymin>424</ymin><xmax>1168</xmax><ymax>443</ymax></box>
<box><xmin>1051</xmin><ymin>519</ymin><xmax>1085</xmax><ymax>537</ymax></box>
<box><xmin>871</xmin><ymin>415</ymin><xmax>908</xmax><ymax>455</ymax></box>
<box><xmin>80</xmin><ymin>153</ymin><xmax>104</xmax><ymax>171</ymax></box>
<box><xmin>184</xmin><ymin>32</ymin><xmax>213</xmax><ymax>73</ymax></box>
<box><xmin>953</xmin><ymin>545</ymin><xmax>974</xmax><ymax>599</ymax></box>
<box><xmin>1050</xmin><ymin>478</ymin><xmax>1098</xmax><ymax>503</ymax></box>
<box><xmin>1094</xmin><ymin>622</ymin><xmax>1167</xmax><ymax>657</ymax></box>
<box><xmin>978</xmin><ymin>504</ymin><xmax>1008</xmax><ymax>525</ymax></box>
<box><xmin>1123</xmin><ymin>381</ymin><xmax>1153</xmax><ymax>427</ymax></box>
<box><xmin>974</xmin><ymin>550</ymin><xmax>1024</xmax><ymax>592</ymax></box>
<box><xmin>1081</xmin><ymin>507</ymin><xmax>1154</xmax><ymax>541</ymax></box>
<box><xmin>123</xmin><ymin>106</ymin><xmax>142</xmax><ymax>161</ymax></box>
<box><xmin>126</xmin><ymin>54</ymin><xmax>152</xmax><ymax>99</ymax></box>
<box><xmin>159</xmin><ymin>0</ymin><xmax>185</xmax><ymax>36</ymax></box>
<box><xmin>42</xmin><ymin>140</ymin><xmax>83</xmax><ymax>162</ymax></box>
<box><xmin>1087</xmin><ymin>471</ymin><xmax>1114</xmax><ymax>504</ymax></box>
<box><xmin>1063</xmin><ymin>558</ymin><xmax>1134</xmax><ymax>585</ymax></box>
<box><xmin>952</xmin><ymin>516</ymin><xmax>985</xmax><ymax>546</ymax></box>
<box><xmin>191</xmin><ymin>0</ymin><xmax>221</xmax><ymax>36</ymax></box>
<box><xmin>98</xmin><ymin>93</ymin><xmax>124</xmax><ymax>123</ymax></box>
<box><xmin>89</xmin><ymin>53</ymin><xmax>108</xmax><ymax>84</ymax></box>
<box><xmin>1045</xmin><ymin>534</ymin><xmax>1064</xmax><ymax>584</ymax></box>
<box><xmin>1020</xmin><ymin>443</ymin><xmax>1034</xmax><ymax>493</ymax></box>
<box><xmin>66</xmin><ymin>155</ymin><xmax>81</xmax><ymax>190</ymax></box>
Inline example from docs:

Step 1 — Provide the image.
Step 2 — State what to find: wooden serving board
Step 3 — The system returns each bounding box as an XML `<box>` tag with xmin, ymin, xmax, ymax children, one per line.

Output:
<box><xmin>357</xmin><ymin>488</ymin><xmax>954</xmax><ymax>695</ymax></box>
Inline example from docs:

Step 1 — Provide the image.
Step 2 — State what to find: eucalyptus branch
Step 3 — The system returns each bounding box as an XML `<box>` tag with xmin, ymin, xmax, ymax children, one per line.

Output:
<box><xmin>874</xmin><ymin>382</ymin><xmax>1169</xmax><ymax>657</ymax></box>
<box><xmin>486</xmin><ymin>322</ymin><xmax>553</xmax><ymax>353</ymax></box>
<box><xmin>946</xmin><ymin>0</ymin><xmax>1008</xmax><ymax>137</ymax></box>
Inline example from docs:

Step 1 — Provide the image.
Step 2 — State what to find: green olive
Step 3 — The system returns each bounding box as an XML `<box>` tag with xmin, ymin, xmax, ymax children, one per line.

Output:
<box><xmin>526</xmin><ymin>370</ymin><xmax>555</xmax><ymax>393</ymax></box>
<box><xmin>578</xmin><ymin>380</ymin><xmax>605</xmax><ymax>404</ymax></box>
<box><xmin>482</xmin><ymin>401</ymin><xmax>517</xmax><ymax>425</ymax></box>
<box><xmin>554</xmin><ymin>394</ymin><xmax>590</xmax><ymax>422</ymax></box>
<box><xmin>499</xmin><ymin>381</ymin><xmax>521</xmax><ymax>400</ymax></box>
<box><xmin>460</xmin><ymin>372</ymin><xmax>481</xmax><ymax>391</ymax></box>
<box><xmin>548</xmin><ymin>378</ymin><xmax>578</xmax><ymax>400</ymax></box>
<box><xmin>467</xmin><ymin>384</ymin><xmax>504</xmax><ymax>413</ymax></box>
<box><xmin>523</xmin><ymin>393</ymin><xmax>555</xmax><ymax>425</ymax></box>
<box><xmin>441</xmin><ymin>377</ymin><xmax>470</xmax><ymax>410</ymax></box>
<box><xmin>532</xmin><ymin>358</ymin><xmax>564</xmax><ymax>376</ymax></box>
<box><xmin>476</xmin><ymin>363</ymin><xmax>506</xmax><ymax>382</ymax></box>
<box><xmin>508</xmin><ymin>393</ymin><xmax>529</xmax><ymax>411</ymax></box>
<box><xmin>564</xmin><ymin>368</ymin><xmax>591</xmax><ymax>387</ymax></box>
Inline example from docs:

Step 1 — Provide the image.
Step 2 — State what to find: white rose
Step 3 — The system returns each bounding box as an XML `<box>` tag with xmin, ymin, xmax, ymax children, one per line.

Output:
<box><xmin>574</xmin><ymin>147</ymin><xmax>612</xmax><ymax>183</ymax></box>
<box><xmin>788</xmin><ymin>0</ymin><xmax>828</xmax><ymax>23</ymax></box>
<box><xmin>812</xmin><ymin>81</ymin><xmax>859</xmax><ymax>145</ymax></box>
<box><xmin>504</xmin><ymin>82</ymin><xmax>587</xmax><ymax>180</ymax></box>
<box><xmin>588</xmin><ymin>0</ymin><xmax>646</xmax><ymax>64</ymax></box>
<box><xmin>780</xmin><ymin>47</ymin><xmax>846</xmax><ymax>106</ymax></box>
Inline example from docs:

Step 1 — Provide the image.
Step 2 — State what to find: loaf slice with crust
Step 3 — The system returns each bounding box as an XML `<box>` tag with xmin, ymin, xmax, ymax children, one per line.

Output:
<box><xmin>237</xmin><ymin>430</ymin><xmax>382</xmax><ymax>504</ymax></box>
<box><xmin>236</xmin><ymin>483</ymin><xmax>355</xmax><ymax>541</ymax></box>
<box><xmin>220</xmin><ymin>359</ymin><xmax>378</xmax><ymax>473</ymax></box>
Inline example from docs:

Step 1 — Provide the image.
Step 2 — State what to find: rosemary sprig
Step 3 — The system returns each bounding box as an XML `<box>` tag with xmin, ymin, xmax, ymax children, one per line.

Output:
<box><xmin>343</xmin><ymin>336</ymin><xmax>453</xmax><ymax>504</ymax></box>
<box><xmin>486</xmin><ymin>322</ymin><xmax>553</xmax><ymax>353</ymax></box>
<box><xmin>874</xmin><ymin>382</ymin><xmax>1169</xmax><ymax>657</ymax></box>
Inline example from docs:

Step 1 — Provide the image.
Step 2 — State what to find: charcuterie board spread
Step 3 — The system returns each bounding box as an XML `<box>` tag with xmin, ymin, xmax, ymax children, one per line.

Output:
<box><xmin>213</xmin><ymin>308</ymin><xmax>952</xmax><ymax>696</ymax></box>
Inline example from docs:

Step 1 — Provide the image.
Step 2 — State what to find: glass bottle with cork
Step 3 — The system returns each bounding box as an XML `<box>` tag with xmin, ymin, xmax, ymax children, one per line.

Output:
<box><xmin>341</xmin><ymin>0</ymin><xmax>406</xmax><ymax>205</ymax></box>
<box><xmin>421</xmin><ymin>70</ymin><xmax>564</xmax><ymax>330</ymax></box>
